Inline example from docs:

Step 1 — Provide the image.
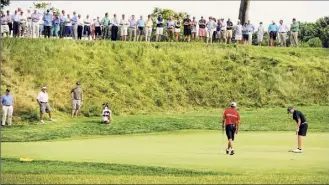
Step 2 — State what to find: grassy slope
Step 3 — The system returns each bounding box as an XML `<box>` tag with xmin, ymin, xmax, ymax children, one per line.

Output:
<box><xmin>2</xmin><ymin>131</ymin><xmax>329</xmax><ymax>184</ymax></box>
<box><xmin>1</xmin><ymin>38</ymin><xmax>329</xmax><ymax>120</ymax></box>
<box><xmin>1</xmin><ymin>106</ymin><xmax>328</xmax><ymax>142</ymax></box>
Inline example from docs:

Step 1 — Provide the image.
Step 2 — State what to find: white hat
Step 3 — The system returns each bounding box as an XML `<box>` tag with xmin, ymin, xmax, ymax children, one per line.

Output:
<box><xmin>42</xmin><ymin>86</ymin><xmax>47</xmax><ymax>89</ymax></box>
<box><xmin>231</xmin><ymin>102</ymin><xmax>237</xmax><ymax>107</ymax></box>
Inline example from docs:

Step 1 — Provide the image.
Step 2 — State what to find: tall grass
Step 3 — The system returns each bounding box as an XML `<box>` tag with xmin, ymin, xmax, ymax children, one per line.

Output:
<box><xmin>1</xmin><ymin>38</ymin><xmax>329</xmax><ymax>120</ymax></box>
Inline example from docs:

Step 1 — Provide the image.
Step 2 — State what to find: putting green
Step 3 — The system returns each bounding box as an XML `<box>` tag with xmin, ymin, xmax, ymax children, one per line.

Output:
<box><xmin>2</xmin><ymin>130</ymin><xmax>329</xmax><ymax>175</ymax></box>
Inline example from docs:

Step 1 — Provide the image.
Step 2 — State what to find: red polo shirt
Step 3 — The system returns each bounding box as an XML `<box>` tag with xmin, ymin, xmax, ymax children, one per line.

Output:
<box><xmin>222</xmin><ymin>108</ymin><xmax>240</xmax><ymax>126</ymax></box>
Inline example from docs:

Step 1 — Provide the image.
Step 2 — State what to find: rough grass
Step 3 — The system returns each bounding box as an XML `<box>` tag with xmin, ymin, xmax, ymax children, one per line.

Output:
<box><xmin>1</xmin><ymin>38</ymin><xmax>329</xmax><ymax>120</ymax></box>
<box><xmin>1</xmin><ymin>106</ymin><xmax>328</xmax><ymax>142</ymax></box>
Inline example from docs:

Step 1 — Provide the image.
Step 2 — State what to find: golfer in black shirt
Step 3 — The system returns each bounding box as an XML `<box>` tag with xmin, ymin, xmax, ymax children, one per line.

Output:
<box><xmin>287</xmin><ymin>106</ymin><xmax>308</xmax><ymax>153</ymax></box>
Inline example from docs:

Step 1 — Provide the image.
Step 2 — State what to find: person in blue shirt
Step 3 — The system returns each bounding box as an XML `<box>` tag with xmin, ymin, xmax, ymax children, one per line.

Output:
<box><xmin>1</xmin><ymin>89</ymin><xmax>14</xmax><ymax>126</ymax></box>
<box><xmin>52</xmin><ymin>14</ymin><xmax>60</xmax><ymax>38</ymax></box>
<box><xmin>268</xmin><ymin>21</ymin><xmax>279</xmax><ymax>47</ymax></box>
<box><xmin>136</xmin><ymin>15</ymin><xmax>145</xmax><ymax>41</ymax></box>
<box><xmin>43</xmin><ymin>9</ymin><xmax>53</xmax><ymax>38</ymax></box>
<box><xmin>71</xmin><ymin>11</ymin><xmax>78</xmax><ymax>39</ymax></box>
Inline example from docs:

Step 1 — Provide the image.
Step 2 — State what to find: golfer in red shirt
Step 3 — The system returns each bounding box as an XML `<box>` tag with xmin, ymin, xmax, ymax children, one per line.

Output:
<box><xmin>222</xmin><ymin>102</ymin><xmax>240</xmax><ymax>155</ymax></box>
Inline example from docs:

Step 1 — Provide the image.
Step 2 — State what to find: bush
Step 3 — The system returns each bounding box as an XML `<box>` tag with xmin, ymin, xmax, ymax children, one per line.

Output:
<box><xmin>307</xmin><ymin>37</ymin><xmax>323</xmax><ymax>47</ymax></box>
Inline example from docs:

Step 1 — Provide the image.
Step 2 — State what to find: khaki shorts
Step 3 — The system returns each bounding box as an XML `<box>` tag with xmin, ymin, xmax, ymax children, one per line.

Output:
<box><xmin>40</xmin><ymin>102</ymin><xmax>51</xmax><ymax>113</ymax></box>
<box><xmin>226</xmin><ymin>30</ymin><xmax>233</xmax><ymax>38</ymax></box>
<box><xmin>221</xmin><ymin>30</ymin><xmax>227</xmax><ymax>39</ymax></box>
<box><xmin>72</xmin><ymin>99</ymin><xmax>81</xmax><ymax>110</ymax></box>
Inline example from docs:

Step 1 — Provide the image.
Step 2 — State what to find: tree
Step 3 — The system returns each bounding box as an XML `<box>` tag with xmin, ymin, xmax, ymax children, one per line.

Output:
<box><xmin>1</xmin><ymin>0</ymin><xmax>10</xmax><ymax>8</ymax></box>
<box><xmin>151</xmin><ymin>7</ymin><xmax>187</xmax><ymax>21</ymax></box>
<box><xmin>238</xmin><ymin>0</ymin><xmax>250</xmax><ymax>25</ymax></box>
<box><xmin>33</xmin><ymin>1</ymin><xmax>60</xmax><ymax>15</ymax></box>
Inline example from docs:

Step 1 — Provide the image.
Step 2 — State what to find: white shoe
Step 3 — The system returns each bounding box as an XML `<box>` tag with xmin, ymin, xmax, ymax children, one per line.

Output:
<box><xmin>50</xmin><ymin>118</ymin><xmax>54</xmax><ymax>122</ymax></box>
<box><xmin>40</xmin><ymin>120</ymin><xmax>44</xmax><ymax>124</ymax></box>
<box><xmin>292</xmin><ymin>149</ymin><xmax>302</xmax><ymax>153</ymax></box>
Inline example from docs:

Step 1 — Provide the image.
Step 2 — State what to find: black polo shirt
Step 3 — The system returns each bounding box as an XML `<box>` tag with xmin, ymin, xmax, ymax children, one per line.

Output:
<box><xmin>293</xmin><ymin>110</ymin><xmax>307</xmax><ymax>124</ymax></box>
<box><xmin>183</xmin><ymin>18</ymin><xmax>191</xmax><ymax>29</ymax></box>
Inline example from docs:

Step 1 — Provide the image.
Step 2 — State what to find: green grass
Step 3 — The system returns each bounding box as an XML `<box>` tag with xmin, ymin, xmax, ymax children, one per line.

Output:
<box><xmin>2</xmin><ymin>131</ymin><xmax>329</xmax><ymax>184</ymax></box>
<box><xmin>1</xmin><ymin>38</ymin><xmax>329</xmax><ymax>120</ymax></box>
<box><xmin>1</xmin><ymin>106</ymin><xmax>328</xmax><ymax>142</ymax></box>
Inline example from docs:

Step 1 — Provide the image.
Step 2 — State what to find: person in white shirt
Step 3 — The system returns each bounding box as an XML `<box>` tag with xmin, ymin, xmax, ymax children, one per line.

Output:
<box><xmin>278</xmin><ymin>20</ymin><xmax>290</xmax><ymax>47</ymax></box>
<box><xmin>111</xmin><ymin>14</ymin><xmax>119</xmax><ymax>41</ymax></box>
<box><xmin>77</xmin><ymin>14</ymin><xmax>83</xmax><ymax>40</ymax></box>
<box><xmin>119</xmin><ymin>14</ymin><xmax>129</xmax><ymax>41</ymax></box>
<box><xmin>30</xmin><ymin>10</ymin><xmax>40</xmax><ymax>38</ymax></box>
<box><xmin>12</xmin><ymin>10</ymin><xmax>21</xmax><ymax>37</ymax></box>
<box><xmin>36</xmin><ymin>86</ymin><xmax>53</xmax><ymax>124</ymax></box>
<box><xmin>174</xmin><ymin>17</ymin><xmax>181</xmax><ymax>41</ymax></box>
<box><xmin>128</xmin><ymin>15</ymin><xmax>137</xmax><ymax>41</ymax></box>
<box><xmin>101</xmin><ymin>103</ymin><xmax>112</xmax><ymax>125</ymax></box>
<box><xmin>220</xmin><ymin>18</ymin><xmax>227</xmax><ymax>43</ymax></box>
<box><xmin>83</xmin><ymin>15</ymin><xmax>91</xmax><ymax>40</ymax></box>
<box><xmin>65</xmin><ymin>14</ymin><xmax>72</xmax><ymax>38</ymax></box>
<box><xmin>26</xmin><ymin>9</ymin><xmax>32</xmax><ymax>37</ymax></box>
<box><xmin>257</xmin><ymin>22</ymin><xmax>265</xmax><ymax>46</ymax></box>
<box><xmin>19</xmin><ymin>11</ymin><xmax>27</xmax><ymax>37</ymax></box>
<box><xmin>234</xmin><ymin>20</ymin><xmax>243</xmax><ymax>44</ymax></box>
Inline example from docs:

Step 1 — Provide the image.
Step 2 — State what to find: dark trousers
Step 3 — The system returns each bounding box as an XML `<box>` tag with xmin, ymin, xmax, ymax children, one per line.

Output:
<box><xmin>44</xmin><ymin>26</ymin><xmax>52</xmax><ymax>38</ymax></box>
<box><xmin>111</xmin><ymin>26</ymin><xmax>118</xmax><ymax>41</ymax></box>
<box><xmin>8</xmin><ymin>22</ymin><xmax>13</xmax><ymax>35</ymax></box>
<box><xmin>95</xmin><ymin>27</ymin><xmax>101</xmax><ymax>37</ymax></box>
<box><xmin>78</xmin><ymin>25</ymin><xmax>83</xmax><ymax>39</ymax></box>
<box><xmin>60</xmin><ymin>23</ymin><xmax>65</xmax><ymax>38</ymax></box>
<box><xmin>13</xmin><ymin>21</ymin><xmax>20</xmax><ymax>37</ymax></box>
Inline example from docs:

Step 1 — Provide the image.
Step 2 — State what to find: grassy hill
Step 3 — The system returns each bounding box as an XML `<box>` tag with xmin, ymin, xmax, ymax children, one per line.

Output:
<box><xmin>1</xmin><ymin>38</ymin><xmax>329</xmax><ymax>121</ymax></box>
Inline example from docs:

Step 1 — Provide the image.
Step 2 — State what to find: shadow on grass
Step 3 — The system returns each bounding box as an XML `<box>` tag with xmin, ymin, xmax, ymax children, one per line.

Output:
<box><xmin>1</xmin><ymin>158</ymin><xmax>231</xmax><ymax>176</ymax></box>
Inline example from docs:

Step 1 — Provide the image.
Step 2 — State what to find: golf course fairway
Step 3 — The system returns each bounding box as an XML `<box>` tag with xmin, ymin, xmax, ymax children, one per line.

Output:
<box><xmin>2</xmin><ymin>130</ymin><xmax>329</xmax><ymax>184</ymax></box>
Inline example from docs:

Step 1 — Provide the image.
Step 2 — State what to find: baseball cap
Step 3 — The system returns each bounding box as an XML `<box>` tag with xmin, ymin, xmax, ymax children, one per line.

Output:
<box><xmin>231</xmin><ymin>102</ymin><xmax>237</xmax><ymax>107</ymax></box>
<box><xmin>287</xmin><ymin>106</ymin><xmax>293</xmax><ymax>114</ymax></box>
<box><xmin>76</xmin><ymin>81</ymin><xmax>80</xmax><ymax>85</ymax></box>
<box><xmin>6</xmin><ymin>88</ymin><xmax>10</xmax><ymax>92</ymax></box>
<box><xmin>42</xmin><ymin>85</ymin><xmax>47</xmax><ymax>89</ymax></box>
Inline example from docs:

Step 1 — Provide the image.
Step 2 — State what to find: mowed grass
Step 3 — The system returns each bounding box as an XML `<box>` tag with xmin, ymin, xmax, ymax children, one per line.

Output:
<box><xmin>1</xmin><ymin>106</ymin><xmax>329</xmax><ymax>142</ymax></box>
<box><xmin>2</xmin><ymin>131</ymin><xmax>329</xmax><ymax>184</ymax></box>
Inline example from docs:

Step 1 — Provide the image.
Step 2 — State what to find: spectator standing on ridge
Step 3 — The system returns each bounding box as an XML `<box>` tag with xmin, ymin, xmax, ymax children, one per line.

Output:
<box><xmin>155</xmin><ymin>14</ymin><xmax>164</xmax><ymax>42</ymax></box>
<box><xmin>84</xmin><ymin>15</ymin><xmax>92</xmax><ymax>40</ymax></box>
<box><xmin>136</xmin><ymin>15</ymin><xmax>145</xmax><ymax>41</ymax></box>
<box><xmin>65</xmin><ymin>14</ymin><xmax>72</xmax><ymax>38</ymax></box>
<box><xmin>220</xmin><ymin>18</ymin><xmax>227</xmax><ymax>44</ymax></box>
<box><xmin>191</xmin><ymin>16</ymin><xmax>198</xmax><ymax>41</ymax></box>
<box><xmin>94</xmin><ymin>16</ymin><xmax>102</xmax><ymax>39</ymax></box>
<box><xmin>246</xmin><ymin>20</ymin><xmax>255</xmax><ymax>45</ymax></box>
<box><xmin>119</xmin><ymin>14</ymin><xmax>129</xmax><ymax>41</ymax></box>
<box><xmin>26</xmin><ymin>9</ymin><xmax>32</xmax><ymax>37</ymax></box>
<box><xmin>6</xmin><ymin>10</ymin><xmax>13</xmax><ymax>37</ymax></box>
<box><xmin>174</xmin><ymin>17</ymin><xmax>181</xmax><ymax>41</ymax></box>
<box><xmin>278</xmin><ymin>20</ymin><xmax>289</xmax><ymax>47</ymax></box>
<box><xmin>290</xmin><ymin>18</ymin><xmax>299</xmax><ymax>47</ymax></box>
<box><xmin>77</xmin><ymin>14</ymin><xmax>83</xmax><ymax>40</ymax></box>
<box><xmin>71</xmin><ymin>11</ymin><xmax>78</xmax><ymax>39</ymax></box>
<box><xmin>36</xmin><ymin>86</ymin><xmax>53</xmax><ymax>124</ymax></box>
<box><xmin>1</xmin><ymin>11</ymin><xmax>10</xmax><ymax>37</ymax></box>
<box><xmin>222</xmin><ymin>102</ymin><xmax>241</xmax><ymax>155</ymax></box>
<box><xmin>101</xmin><ymin>13</ymin><xmax>110</xmax><ymax>39</ymax></box>
<box><xmin>234</xmin><ymin>20</ymin><xmax>242</xmax><ymax>44</ymax></box>
<box><xmin>166</xmin><ymin>16</ymin><xmax>175</xmax><ymax>41</ymax></box>
<box><xmin>206</xmin><ymin>16</ymin><xmax>215</xmax><ymax>43</ymax></box>
<box><xmin>145</xmin><ymin>14</ymin><xmax>153</xmax><ymax>42</ymax></box>
<box><xmin>31</xmin><ymin>9</ymin><xmax>40</xmax><ymax>38</ymax></box>
<box><xmin>12</xmin><ymin>10</ymin><xmax>20</xmax><ymax>37</ymax></box>
<box><xmin>111</xmin><ymin>14</ymin><xmax>119</xmax><ymax>41</ymax></box>
<box><xmin>43</xmin><ymin>9</ymin><xmax>52</xmax><ymax>38</ymax></box>
<box><xmin>1</xmin><ymin>89</ymin><xmax>14</xmax><ymax>127</ymax></box>
<box><xmin>198</xmin><ymin>16</ymin><xmax>206</xmax><ymax>41</ymax></box>
<box><xmin>128</xmin><ymin>15</ymin><xmax>137</xmax><ymax>41</ymax></box>
<box><xmin>71</xmin><ymin>82</ymin><xmax>83</xmax><ymax>118</ymax></box>
<box><xmin>52</xmin><ymin>14</ymin><xmax>60</xmax><ymax>38</ymax></box>
<box><xmin>257</xmin><ymin>22</ymin><xmax>264</xmax><ymax>46</ymax></box>
<box><xmin>59</xmin><ymin>10</ymin><xmax>66</xmax><ymax>38</ymax></box>
<box><xmin>226</xmin><ymin>18</ymin><xmax>234</xmax><ymax>44</ymax></box>
<box><xmin>268</xmin><ymin>21</ymin><xmax>279</xmax><ymax>47</ymax></box>
<box><xmin>242</xmin><ymin>22</ymin><xmax>249</xmax><ymax>45</ymax></box>
<box><xmin>183</xmin><ymin>14</ymin><xmax>192</xmax><ymax>42</ymax></box>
